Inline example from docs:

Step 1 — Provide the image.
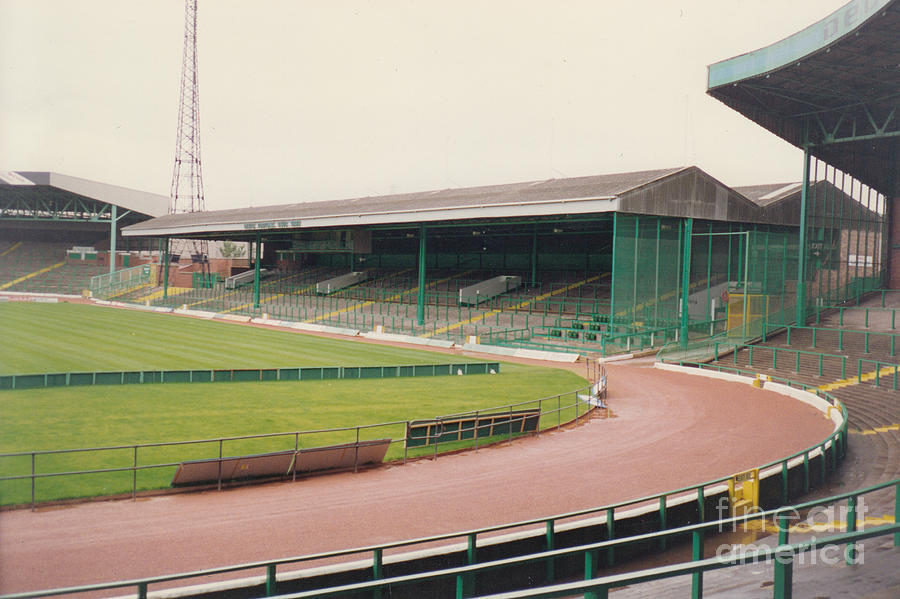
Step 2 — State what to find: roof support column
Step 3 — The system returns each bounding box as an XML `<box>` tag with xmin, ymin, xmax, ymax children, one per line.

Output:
<box><xmin>162</xmin><ymin>238</ymin><xmax>170</xmax><ymax>300</ymax></box>
<box><xmin>609</xmin><ymin>213</ymin><xmax>617</xmax><ymax>328</ymax></box>
<box><xmin>531</xmin><ymin>224</ymin><xmax>538</xmax><ymax>287</ymax></box>
<box><xmin>888</xmin><ymin>149</ymin><xmax>900</xmax><ymax>289</ymax></box>
<box><xmin>253</xmin><ymin>232</ymin><xmax>261</xmax><ymax>309</ymax></box>
<box><xmin>796</xmin><ymin>144</ymin><xmax>812</xmax><ymax>325</ymax></box>
<box><xmin>108</xmin><ymin>205</ymin><xmax>133</xmax><ymax>274</ymax></box>
<box><xmin>679</xmin><ymin>218</ymin><xmax>693</xmax><ymax>348</ymax></box>
<box><xmin>109</xmin><ymin>204</ymin><xmax>117</xmax><ymax>274</ymax></box>
<box><xmin>416</xmin><ymin>223</ymin><xmax>427</xmax><ymax>326</ymax></box>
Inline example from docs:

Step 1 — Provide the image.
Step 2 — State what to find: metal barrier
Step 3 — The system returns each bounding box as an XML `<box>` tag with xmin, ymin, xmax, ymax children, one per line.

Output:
<box><xmin>784</xmin><ymin>324</ymin><xmax>899</xmax><ymax>356</ymax></box>
<box><xmin>857</xmin><ymin>359</ymin><xmax>900</xmax><ymax>389</ymax></box>
<box><xmin>251</xmin><ymin>481</ymin><xmax>900</xmax><ymax>599</ymax></box>
<box><xmin>89</xmin><ymin>263</ymin><xmax>152</xmax><ymax>298</ymax></box>
<box><xmin>0</xmin><ymin>366</ymin><xmax>849</xmax><ymax>599</ymax></box>
<box><xmin>817</xmin><ymin>305</ymin><xmax>899</xmax><ymax>329</ymax></box>
<box><xmin>0</xmin><ymin>382</ymin><xmax>596</xmax><ymax>508</ymax></box>
<box><xmin>714</xmin><ymin>341</ymin><xmax>848</xmax><ymax>379</ymax></box>
<box><xmin>0</xmin><ymin>362</ymin><xmax>500</xmax><ymax>391</ymax></box>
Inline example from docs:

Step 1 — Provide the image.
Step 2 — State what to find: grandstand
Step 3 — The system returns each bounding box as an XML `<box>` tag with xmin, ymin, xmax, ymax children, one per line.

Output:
<box><xmin>0</xmin><ymin>172</ymin><xmax>167</xmax><ymax>295</ymax></box>
<box><xmin>117</xmin><ymin>164</ymin><xmax>887</xmax><ymax>359</ymax></box>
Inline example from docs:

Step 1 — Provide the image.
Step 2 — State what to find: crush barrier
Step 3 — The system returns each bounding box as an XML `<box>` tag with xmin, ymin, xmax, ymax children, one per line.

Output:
<box><xmin>0</xmin><ymin>362</ymin><xmax>501</xmax><ymax>391</ymax></box>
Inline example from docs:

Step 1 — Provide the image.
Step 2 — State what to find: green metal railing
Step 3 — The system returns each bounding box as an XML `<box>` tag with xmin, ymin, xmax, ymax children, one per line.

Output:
<box><xmin>1</xmin><ymin>365</ymin><xmax>849</xmax><ymax>599</ymax></box>
<box><xmin>89</xmin><ymin>263</ymin><xmax>152</xmax><ymax>298</ymax></box>
<box><xmin>784</xmin><ymin>324</ymin><xmax>899</xmax><ymax>356</ymax></box>
<box><xmin>817</xmin><ymin>305</ymin><xmax>899</xmax><ymax>329</ymax></box>
<box><xmin>0</xmin><ymin>362</ymin><xmax>499</xmax><ymax>391</ymax></box>
<box><xmin>857</xmin><ymin>359</ymin><xmax>900</xmax><ymax>390</ymax></box>
<box><xmin>0</xmin><ymin>382</ymin><xmax>596</xmax><ymax>508</ymax></box>
<box><xmin>239</xmin><ymin>481</ymin><xmax>900</xmax><ymax>599</ymax></box>
<box><xmin>713</xmin><ymin>341</ymin><xmax>848</xmax><ymax>379</ymax></box>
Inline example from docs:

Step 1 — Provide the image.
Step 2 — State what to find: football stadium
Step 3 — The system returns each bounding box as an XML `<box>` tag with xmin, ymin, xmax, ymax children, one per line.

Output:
<box><xmin>1</xmin><ymin>1</ymin><xmax>899</xmax><ymax>597</ymax></box>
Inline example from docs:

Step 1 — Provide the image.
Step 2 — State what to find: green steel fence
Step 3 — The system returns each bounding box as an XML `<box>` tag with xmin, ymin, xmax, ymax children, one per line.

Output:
<box><xmin>0</xmin><ymin>362</ymin><xmax>500</xmax><ymax>391</ymax></box>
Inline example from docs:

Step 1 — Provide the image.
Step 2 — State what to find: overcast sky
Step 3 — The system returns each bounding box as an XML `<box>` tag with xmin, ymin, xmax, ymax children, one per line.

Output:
<box><xmin>1</xmin><ymin>0</ymin><xmax>850</xmax><ymax>211</ymax></box>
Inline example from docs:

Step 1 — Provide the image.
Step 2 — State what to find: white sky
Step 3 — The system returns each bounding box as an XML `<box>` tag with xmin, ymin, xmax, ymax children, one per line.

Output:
<box><xmin>0</xmin><ymin>0</ymin><xmax>850</xmax><ymax>211</ymax></box>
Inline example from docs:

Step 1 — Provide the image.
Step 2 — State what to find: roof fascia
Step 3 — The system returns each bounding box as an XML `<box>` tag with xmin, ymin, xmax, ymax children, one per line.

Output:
<box><xmin>122</xmin><ymin>196</ymin><xmax>621</xmax><ymax>237</ymax></box>
<box><xmin>707</xmin><ymin>0</ymin><xmax>893</xmax><ymax>89</ymax></box>
<box><xmin>46</xmin><ymin>172</ymin><xmax>169</xmax><ymax>218</ymax></box>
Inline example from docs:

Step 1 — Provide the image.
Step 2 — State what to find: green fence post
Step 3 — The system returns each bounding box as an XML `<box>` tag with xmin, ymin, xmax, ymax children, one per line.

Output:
<box><xmin>846</xmin><ymin>495</ymin><xmax>858</xmax><ymax>564</ymax></box>
<box><xmin>545</xmin><ymin>520</ymin><xmax>555</xmax><ymax>583</ymax></box>
<box><xmin>373</xmin><ymin>547</ymin><xmax>383</xmax><ymax>599</ymax></box>
<box><xmin>584</xmin><ymin>548</ymin><xmax>598</xmax><ymax>588</ymax></box>
<box><xmin>691</xmin><ymin>529</ymin><xmax>704</xmax><ymax>599</ymax></box>
<box><xmin>465</xmin><ymin>532</ymin><xmax>477</xmax><ymax>596</ymax></box>
<box><xmin>659</xmin><ymin>496</ymin><xmax>668</xmax><ymax>551</ymax></box>
<box><xmin>773</xmin><ymin>514</ymin><xmax>793</xmax><ymax>599</ymax></box>
<box><xmin>266</xmin><ymin>564</ymin><xmax>277</xmax><ymax>596</ymax></box>
<box><xmin>802</xmin><ymin>452</ymin><xmax>810</xmax><ymax>495</ymax></box>
<box><xmin>31</xmin><ymin>452</ymin><xmax>36</xmax><ymax>510</ymax></box>
<box><xmin>894</xmin><ymin>482</ymin><xmax>900</xmax><ymax>547</ymax></box>
<box><xmin>781</xmin><ymin>460</ymin><xmax>790</xmax><ymax>504</ymax></box>
<box><xmin>697</xmin><ymin>486</ymin><xmax>705</xmax><ymax>522</ymax></box>
<box><xmin>138</xmin><ymin>582</ymin><xmax>148</xmax><ymax>599</ymax></box>
<box><xmin>132</xmin><ymin>445</ymin><xmax>139</xmax><ymax>501</ymax></box>
<box><xmin>606</xmin><ymin>507</ymin><xmax>615</xmax><ymax>567</ymax></box>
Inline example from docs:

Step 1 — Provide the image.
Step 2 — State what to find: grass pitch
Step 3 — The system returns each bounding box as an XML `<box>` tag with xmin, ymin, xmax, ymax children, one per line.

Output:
<box><xmin>0</xmin><ymin>302</ymin><xmax>588</xmax><ymax>505</ymax></box>
<box><xmin>0</xmin><ymin>302</ymin><xmax>467</xmax><ymax>374</ymax></box>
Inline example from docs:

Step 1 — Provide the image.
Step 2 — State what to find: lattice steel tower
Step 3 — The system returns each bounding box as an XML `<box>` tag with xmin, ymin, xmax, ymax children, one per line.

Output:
<box><xmin>171</xmin><ymin>0</ymin><xmax>204</xmax><ymax>215</ymax></box>
<box><xmin>168</xmin><ymin>0</ymin><xmax>209</xmax><ymax>274</ymax></box>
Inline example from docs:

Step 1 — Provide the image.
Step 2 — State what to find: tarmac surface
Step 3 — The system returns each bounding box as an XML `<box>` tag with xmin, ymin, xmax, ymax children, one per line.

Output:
<box><xmin>0</xmin><ymin>358</ymin><xmax>836</xmax><ymax>595</ymax></box>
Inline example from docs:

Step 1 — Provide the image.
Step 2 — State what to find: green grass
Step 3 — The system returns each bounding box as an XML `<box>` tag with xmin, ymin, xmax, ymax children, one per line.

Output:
<box><xmin>0</xmin><ymin>302</ymin><xmax>587</xmax><ymax>505</ymax></box>
<box><xmin>0</xmin><ymin>302</ymin><xmax>470</xmax><ymax>374</ymax></box>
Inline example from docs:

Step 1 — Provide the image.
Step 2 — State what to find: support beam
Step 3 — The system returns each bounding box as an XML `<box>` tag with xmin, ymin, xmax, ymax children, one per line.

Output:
<box><xmin>108</xmin><ymin>205</ymin><xmax>132</xmax><ymax>274</ymax></box>
<box><xmin>109</xmin><ymin>204</ymin><xmax>117</xmax><ymax>275</ymax></box>
<box><xmin>679</xmin><ymin>218</ymin><xmax>693</xmax><ymax>348</ymax></box>
<box><xmin>163</xmin><ymin>238</ymin><xmax>170</xmax><ymax>299</ymax></box>
<box><xmin>253</xmin><ymin>233</ymin><xmax>261</xmax><ymax>309</ymax></box>
<box><xmin>796</xmin><ymin>146</ymin><xmax>812</xmax><ymax>325</ymax></box>
<box><xmin>417</xmin><ymin>223</ymin><xmax>426</xmax><ymax>326</ymax></box>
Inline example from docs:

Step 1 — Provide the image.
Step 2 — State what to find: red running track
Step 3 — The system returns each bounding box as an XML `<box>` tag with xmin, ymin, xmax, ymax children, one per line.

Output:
<box><xmin>0</xmin><ymin>360</ymin><xmax>834</xmax><ymax>594</ymax></box>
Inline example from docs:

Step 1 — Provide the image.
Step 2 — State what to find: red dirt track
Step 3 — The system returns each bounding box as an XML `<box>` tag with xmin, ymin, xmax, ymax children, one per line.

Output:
<box><xmin>0</xmin><ymin>360</ymin><xmax>834</xmax><ymax>594</ymax></box>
